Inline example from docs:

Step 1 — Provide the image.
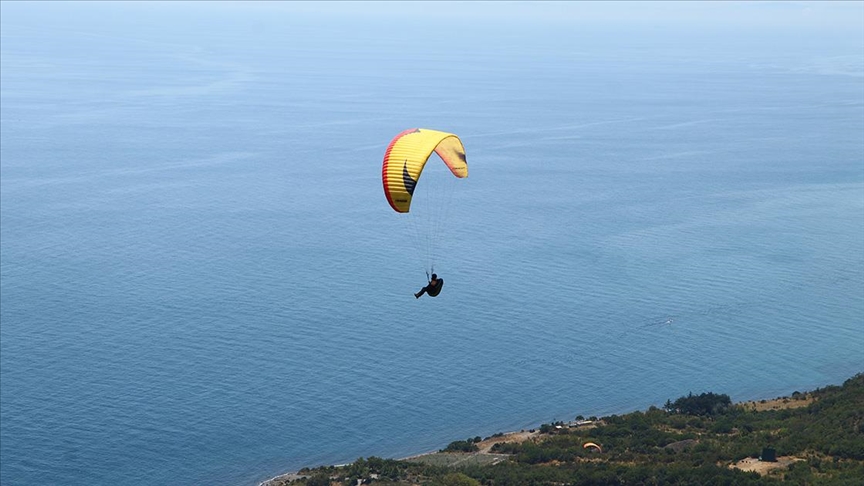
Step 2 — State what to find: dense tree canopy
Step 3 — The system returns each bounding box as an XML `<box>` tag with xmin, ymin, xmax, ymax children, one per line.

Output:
<box><xmin>664</xmin><ymin>392</ymin><xmax>732</xmax><ymax>416</ymax></box>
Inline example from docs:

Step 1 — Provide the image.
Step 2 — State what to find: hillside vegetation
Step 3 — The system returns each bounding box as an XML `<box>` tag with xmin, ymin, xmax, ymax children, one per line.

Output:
<box><xmin>274</xmin><ymin>373</ymin><xmax>863</xmax><ymax>485</ymax></box>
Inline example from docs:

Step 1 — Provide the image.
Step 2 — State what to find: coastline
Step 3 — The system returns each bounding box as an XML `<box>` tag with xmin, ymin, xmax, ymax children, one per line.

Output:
<box><xmin>259</xmin><ymin>391</ymin><xmax>815</xmax><ymax>486</ymax></box>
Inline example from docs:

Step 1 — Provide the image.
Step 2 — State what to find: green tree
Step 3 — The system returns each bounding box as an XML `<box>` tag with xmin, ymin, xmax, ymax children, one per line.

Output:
<box><xmin>432</xmin><ymin>472</ymin><xmax>481</xmax><ymax>486</ymax></box>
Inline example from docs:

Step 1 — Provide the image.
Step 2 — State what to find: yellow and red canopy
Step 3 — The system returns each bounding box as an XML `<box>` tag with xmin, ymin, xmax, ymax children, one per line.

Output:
<box><xmin>382</xmin><ymin>128</ymin><xmax>468</xmax><ymax>213</ymax></box>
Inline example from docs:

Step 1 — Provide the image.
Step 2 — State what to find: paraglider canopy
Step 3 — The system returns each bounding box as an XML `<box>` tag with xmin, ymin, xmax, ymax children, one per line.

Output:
<box><xmin>382</xmin><ymin>128</ymin><xmax>468</xmax><ymax>213</ymax></box>
<box><xmin>583</xmin><ymin>442</ymin><xmax>602</xmax><ymax>453</ymax></box>
<box><xmin>382</xmin><ymin>128</ymin><xmax>468</xmax><ymax>279</ymax></box>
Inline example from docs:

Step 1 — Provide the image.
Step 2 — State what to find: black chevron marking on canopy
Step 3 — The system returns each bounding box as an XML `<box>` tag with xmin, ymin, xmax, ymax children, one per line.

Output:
<box><xmin>402</xmin><ymin>160</ymin><xmax>417</xmax><ymax>196</ymax></box>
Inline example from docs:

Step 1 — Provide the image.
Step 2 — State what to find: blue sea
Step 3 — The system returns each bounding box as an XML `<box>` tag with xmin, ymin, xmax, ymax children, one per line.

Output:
<box><xmin>2</xmin><ymin>2</ymin><xmax>863</xmax><ymax>485</ymax></box>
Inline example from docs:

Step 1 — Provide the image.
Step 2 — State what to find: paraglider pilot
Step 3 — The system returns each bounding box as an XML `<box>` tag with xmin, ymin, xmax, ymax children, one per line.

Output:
<box><xmin>415</xmin><ymin>273</ymin><xmax>443</xmax><ymax>299</ymax></box>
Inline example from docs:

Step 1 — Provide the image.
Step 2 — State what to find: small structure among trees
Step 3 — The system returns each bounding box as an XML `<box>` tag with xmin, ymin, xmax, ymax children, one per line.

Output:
<box><xmin>760</xmin><ymin>447</ymin><xmax>777</xmax><ymax>462</ymax></box>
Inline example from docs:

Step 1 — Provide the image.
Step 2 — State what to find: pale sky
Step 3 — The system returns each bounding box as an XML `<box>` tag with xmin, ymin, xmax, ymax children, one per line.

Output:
<box><xmin>200</xmin><ymin>1</ymin><xmax>864</xmax><ymax>30</ymax></box>
<box><xmin>3</xmin><ymin>1</ymin><xmax>863</xmax><ymax>31</ymax></box>
<box><xmin>2</xmin><ymin>1</ymin><xmax>862</xmax><ymax>56</ymax></box>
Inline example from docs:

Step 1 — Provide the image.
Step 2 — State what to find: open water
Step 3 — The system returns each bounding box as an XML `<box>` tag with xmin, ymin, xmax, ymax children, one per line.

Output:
<box><xmin>2</xmin><ymin>3</ymin><xmax>863</xmax><ymax>485</ymax></box>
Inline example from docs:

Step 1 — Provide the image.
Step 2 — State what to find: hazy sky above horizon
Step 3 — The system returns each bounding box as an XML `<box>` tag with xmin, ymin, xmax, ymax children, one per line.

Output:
<box><xmin>221</xmin><ymin>0</ymin><xmax>864</xmax><ymax>26</ymax></box>
<box><xmin>3</xmin><ymin>1</ymin><xmax>863</xmax><ymax>60</ymax></box>
<box><xmin>3</xmin><ymin>1</ymin><xmax>863</xmax><ymax>31</ymax></box>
